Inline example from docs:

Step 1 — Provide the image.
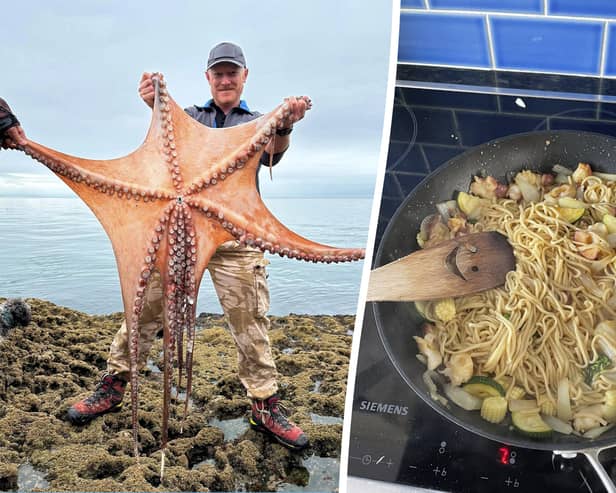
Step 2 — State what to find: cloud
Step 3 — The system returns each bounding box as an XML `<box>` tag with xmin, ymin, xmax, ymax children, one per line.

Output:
<box><xmin>1</xmin><ymin>0</ymin><xmax>392</xmax><ymax>196</ymax></box>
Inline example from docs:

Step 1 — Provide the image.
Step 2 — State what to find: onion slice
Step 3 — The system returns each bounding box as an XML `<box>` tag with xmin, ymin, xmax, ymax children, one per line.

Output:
<box><xmin>552</xmin><ymin>164</ymin><xmax>573</xmax><ymax>176</ymax></box>
<box><xmin>443</xmin><ymin>384</ymin><xmax>483</xmax><ymax>411</ymax></box>
<box><xmin>542</xmin><ymin>414</ymin><xmax>573</xmax><ymax>435</ymax></box>
<box><xmin>583</xmin><ymin>423</ymin><xmax>614</xmax><ymax>439</ymax></box>
<box><xmin>423</xmin><ymin>370</ymin><xmax>448</xmax><ymax>407</ymax></box>
<box><xmin>509</xmin><ymin>399</ymin><xmax>539</xmax><ymax>412</ymax></box>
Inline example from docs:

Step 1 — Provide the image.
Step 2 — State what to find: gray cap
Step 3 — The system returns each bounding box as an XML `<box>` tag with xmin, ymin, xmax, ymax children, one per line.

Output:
<box><xmin>206</xmin><ymin>42</ymin><xmax>246</xmax><ymax>70</ymax></box>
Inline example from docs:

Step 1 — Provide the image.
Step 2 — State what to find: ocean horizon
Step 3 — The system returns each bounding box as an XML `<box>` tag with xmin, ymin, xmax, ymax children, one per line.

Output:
<box><xmin>0</xmin><ymin>196</ymin><xmax>372</xmax><ymax>316</ymax></box>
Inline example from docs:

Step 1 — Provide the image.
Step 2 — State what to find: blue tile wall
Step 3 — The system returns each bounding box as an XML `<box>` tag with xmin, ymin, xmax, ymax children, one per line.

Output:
<box><xmin>398</xmin><ymin>13</ymin><xmax>490</xmax><ymax>67</ymax></box>
<box><xmin>399</xmin><ymin>1</ymin><xmax>616</xmax><ymax>77</ymax></box>
<box><xmin>550</xmin><ymin>0</ymin><xmax>616</xmax><ymax>18</ymax></box>
<box><xmin>605</xmin><ymin>24</ymin><xmax>616</xmax><ymax>76</ymax></box>
<box><xmin>491</xmin><ymin>17</ymin><xmax>603</xmax><ymax>75</ymax></box>
<box><xmin>431</xmin><ymin>0</ymin><xmax>542</xmax><ymax>14</ymax></box>
<box><xmin>400</xmin><ymin>0</ymin><xmax>425</xmax><ymax>7</ymax></box>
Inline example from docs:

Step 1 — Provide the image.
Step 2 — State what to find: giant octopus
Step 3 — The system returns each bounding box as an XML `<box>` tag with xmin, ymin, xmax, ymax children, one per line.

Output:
<box><xmin>2</xmin><ymin>74</ymin><xmax>364</xmax><ymax>467</ymax></box>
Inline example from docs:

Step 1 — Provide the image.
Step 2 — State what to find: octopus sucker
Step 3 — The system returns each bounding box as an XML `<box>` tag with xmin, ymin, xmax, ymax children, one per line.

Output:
<box><xmin>10</xmin><ymin>74</ymin><xmax>364</xmax><ymax>459</ymax></box>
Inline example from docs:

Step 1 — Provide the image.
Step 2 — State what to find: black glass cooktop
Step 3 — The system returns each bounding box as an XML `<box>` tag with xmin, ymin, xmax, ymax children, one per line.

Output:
<box><xmin>348</xmin><ymin>68</ymin><xmax>616</xmax><ymax>493</ymax></box>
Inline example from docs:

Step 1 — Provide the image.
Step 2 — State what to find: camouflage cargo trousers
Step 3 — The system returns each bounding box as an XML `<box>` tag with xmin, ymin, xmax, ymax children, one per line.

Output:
<box><xmin>107</xmin><ymin>241</ymin><xmax>279</xmax><ymax>399</ymax></box>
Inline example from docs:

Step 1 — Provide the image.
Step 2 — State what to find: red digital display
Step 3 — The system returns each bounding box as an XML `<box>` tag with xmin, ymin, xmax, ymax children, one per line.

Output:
<box><xmin>498</xmin><ymin>446</ymin><xmax>510</xmax><ymax>465</ymax></box>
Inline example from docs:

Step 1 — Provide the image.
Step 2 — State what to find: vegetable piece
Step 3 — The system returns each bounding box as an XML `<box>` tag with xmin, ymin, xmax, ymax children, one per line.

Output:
<box><xmin>423</xmin><ymin>370</ymin><xmax>448</xmax><ymax>406</ymax></box>
<box><xmin>462</xmin><ymin>376</ymin><xmax>505</xmax><ymax>398</ymax></box>
<box><xmin>542</xmin><ymin>414</ymin><xmax>573</xmax><ymax>435</ymax></box>
<box><xmin>414</xmin><ymin>324</ymin><xmax>442</xmax><ymax>371</ymax></box>
<box><xmin>558</xmin><ymin>197</ymin><xmax>588</xmax><ymax>209</ymax></box>
<box><xmin>583</xmin><ymin>423</ymin><xmax>614</xmax><ymax>439</ymax></box>
<box><xmin>552</xmin><ymin>164</ymin><xmax>573</xmax><ymax>176</ymax></box>
<box><xmin>546</xmin><ymin>184</ymin><xmax>576</xmax><ymax>203</ymax></box>
<box><xmin>573</xmin><ymin>404</ymin><xmax>606</xmax><ymax>433</ymax></box>
<box><xmin>441</xmin><ymin>353</ymin><xmax>474</xmax><ymax>386</ymax></box>
<box><xmin>414</xmin><ymin>301</ymin><xmax>436</xmax><ymax>322</ymax></box>
<box><xmin>538</xmin><ymin>397</ymin><xmax>557</xmax><ymax>417</ymax></box>
<box><xmin>470</xmin><ymin>176</ymin><xmax>507</xmax><ymax>199</ymax></box>
<box><xmin>435</xmin><ymin>200</ymin><xmax>459</xmax><ymax>221</ymax></box>
<box><xmin>457</xmin><ymin>191</ymin><xmax>486</xmax><ymax>220</ymax></box>
<box><xmin>511</xmin><ymin>410</ymin><xmax>553</xmax><ymax>438</ymax></box>
<box><xmin>481</xmin><ymin>396</ymin><xmax>508</xmax><ymax>424</ymax></box>
<box><xmin>508</xmin><ymin>386</ymin><xmax>525</xmax><ymax>400</ymax></box>
<box><xmin>507</xmin><ymin>184</ymin><xmax>522</xmax><ymax>201</ymax></box>
<box><xmin>584</xmin><ymin>354</ymin><xmax>612</xmax><ymax>385</ymax></box>
<box><xmin>557</xmin><ymin>207</ymin><xmax>585</xmax><ymax>223</ymax></box>
<box><xmin>557</xmin><ymin>378</ymin><xmax>572</xmax><ymax>421</ymax></box>
<box><xmin>434</xmin><ymin>298</ymin><xmax>456</xmax><ymax>322</ymax></box>
<box><xmin>443</xmin><ymin>383</ymin><xmax>483</xmax><ymax>411</ymax></box>
<box><xmin>418</xmin><ymin>214</ymin><xmax>450</xmax><ymax>248</ymax></box>
<box><xmin>572</xmin><ymin>162</ymin><xmax>592</xmax><ymax>183</ymax></box>
<box><xmin>601</xmin><ymin>390</ymin><xmax>616</xmax><ymax>422</ymax></box>
<box><xmin>603</xmin><ymin>214</ymin><xmax>616</xmax><ymax>234</ymax></box>
<box><xmin>508</xmin><ymin>399</ymin><xmax>538</xmax><ymax>413</ymax></box>
<box><xmin>514</xmin><ymin>170</ymin><xmax>541</xmax><ymax>202</ymax></box>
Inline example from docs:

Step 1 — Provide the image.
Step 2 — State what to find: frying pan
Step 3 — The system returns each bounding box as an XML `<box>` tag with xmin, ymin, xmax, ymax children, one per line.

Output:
<box><xmin>372</xmin><ymin>130</ymin><xmax>616</xmax><ymax>492</ymax></box>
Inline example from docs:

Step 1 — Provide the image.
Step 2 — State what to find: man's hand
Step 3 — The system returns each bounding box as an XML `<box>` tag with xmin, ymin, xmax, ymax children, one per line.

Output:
<box><xmin>138</xmin><ymin>72</ymin><xmax>165</xmax><ymax>109</ymax></box>
<box><xmin>280</xmin><ymin>96</ymin><xmax>310</xmax><ymax>129</ymax></box>
<box><xmin>2</xmin><ymin>125</ymin><xmax>27</xmax><ymax>148</ymax></box>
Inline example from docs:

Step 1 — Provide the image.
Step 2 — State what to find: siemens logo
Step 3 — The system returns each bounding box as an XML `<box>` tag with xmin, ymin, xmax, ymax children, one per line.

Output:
<box><xmin>359</xmin><ymin>400</ymin><xmax>408</xmax><ymax>416</ymax></box>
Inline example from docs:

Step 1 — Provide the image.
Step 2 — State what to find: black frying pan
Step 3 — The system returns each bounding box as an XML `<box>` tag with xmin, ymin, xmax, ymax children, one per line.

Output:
<box><xmin>373</xmin><ymin>130</ymin><xmax>616</xmax><ymax>491</ymax></box>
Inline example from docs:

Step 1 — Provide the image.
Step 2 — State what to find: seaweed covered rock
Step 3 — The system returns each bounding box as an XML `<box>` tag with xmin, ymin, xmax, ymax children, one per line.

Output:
<box><xmin>0</xmin><ymin>299</ymin><xmax>353</xmax><ymax>491</ymax></box>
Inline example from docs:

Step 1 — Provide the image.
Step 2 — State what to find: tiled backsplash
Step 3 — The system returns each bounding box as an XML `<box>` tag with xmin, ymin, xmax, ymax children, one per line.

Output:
<box><xmin>399</xmin><ymin>1</ymin><xmax>616</xmax><ymax>76</ymax></box>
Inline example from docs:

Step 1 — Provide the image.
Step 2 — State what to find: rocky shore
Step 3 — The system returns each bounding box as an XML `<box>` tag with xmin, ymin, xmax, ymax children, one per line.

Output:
<box><xmin>0</xmin><ymin>299</ymin><xmax>353</xmax><ymax>492</ymax></box>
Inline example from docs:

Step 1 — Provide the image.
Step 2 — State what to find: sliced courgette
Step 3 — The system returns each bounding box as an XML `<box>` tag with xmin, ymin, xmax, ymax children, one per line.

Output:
<box><xmin>558</xmin><ymin>197</ymin><xmax>587</xmax><ymax>209</ymax></box>
<box><xmin>462</xmin><ymin>376</ymin><xmax>505</xmax><ymax>398</ymax></box>
<box><xmin>457</xmin><ymin>191</ymin><xmax>485</xmax><ymax>220</ymax></box>
<box><xmin>511</xmin><ymin>410</ymin><xmax>553</xmax><ymax>439</ymax></box>
<box><xmin>557</xmin><ymin>207</ymin><xmax>585</xmax><ymax>223</ymax></box>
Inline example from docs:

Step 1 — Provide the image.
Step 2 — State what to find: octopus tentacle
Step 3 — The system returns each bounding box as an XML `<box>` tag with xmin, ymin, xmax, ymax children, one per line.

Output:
<box><xmin>20</xmin><ymin>145</ymin><xmax>173</xmax><ymax>202</ymax></box>
<box><xmin>185</xmin><ymin>197</ymin><xmax>365</xmax><ymax>262</ymax></box>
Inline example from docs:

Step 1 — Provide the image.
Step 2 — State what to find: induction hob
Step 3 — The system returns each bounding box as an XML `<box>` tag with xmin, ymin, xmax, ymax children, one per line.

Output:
<box><xmin>347</xmin><ymin>68</ymin><xmax>616</xmax><ymax>493</ymax></box>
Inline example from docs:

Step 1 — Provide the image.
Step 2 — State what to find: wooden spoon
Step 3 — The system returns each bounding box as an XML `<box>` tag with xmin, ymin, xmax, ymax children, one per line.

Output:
<box><xmin>367</xmin><ymin>232</ymin><xmax>515</xmax><ymax>302</ymax></box>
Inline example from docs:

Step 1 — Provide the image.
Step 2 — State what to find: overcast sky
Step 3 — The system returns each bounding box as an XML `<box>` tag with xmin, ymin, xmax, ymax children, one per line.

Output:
<box><xmin>0</xmin><ymin>0</ymin><xmax>393</xmax><ymax>198</ymax></box>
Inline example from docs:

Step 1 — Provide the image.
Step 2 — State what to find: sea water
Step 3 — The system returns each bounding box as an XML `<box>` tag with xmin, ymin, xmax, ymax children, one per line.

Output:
<box><xmin>0</xmin><ymin>197</ymin><xmax>371</xmax><ymax>315</ymax></box>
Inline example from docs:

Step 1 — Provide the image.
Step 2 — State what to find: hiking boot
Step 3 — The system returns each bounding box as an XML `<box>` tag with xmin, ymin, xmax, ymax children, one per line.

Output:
<box><xmin>249</xmin><ymin>394</ymin><xmax>309</xmax><ymax>450</ymax></box>
<box><xmin>67</xmin><ymin>372</ymin><xmax>126</xmax><ymax>424</ymax></box>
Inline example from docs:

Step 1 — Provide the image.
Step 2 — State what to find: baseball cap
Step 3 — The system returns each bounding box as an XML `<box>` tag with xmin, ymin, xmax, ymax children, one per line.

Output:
<box><xmin>206</xmin><ymin>42</ymin><xmax>246</xmax><ymax>70</ymax></box>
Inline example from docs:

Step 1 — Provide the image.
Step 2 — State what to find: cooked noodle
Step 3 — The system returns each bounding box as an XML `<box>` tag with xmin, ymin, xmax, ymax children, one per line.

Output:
<box><xmin>429</xmin><ymin>173</ymin><xmax>616</xmax><ymax>415</ymax></box>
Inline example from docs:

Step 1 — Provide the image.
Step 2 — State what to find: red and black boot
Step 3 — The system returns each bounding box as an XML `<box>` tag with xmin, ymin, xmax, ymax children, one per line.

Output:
<box><xmin>249</xmin><ymin>394</ymin><xmax>309</xmax><ymax>450</ymax></box>
<box><xmin>67</xmin><ymin>372</ymin><xmax>126</xmax><ymax>424</ymax></box>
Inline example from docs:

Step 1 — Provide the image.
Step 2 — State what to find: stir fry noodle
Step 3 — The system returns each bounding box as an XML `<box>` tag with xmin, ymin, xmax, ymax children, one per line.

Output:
<box><xmin>414</xmin><ymin>164</ymin><xmax>616</xmax><ymax>437</ymax></box>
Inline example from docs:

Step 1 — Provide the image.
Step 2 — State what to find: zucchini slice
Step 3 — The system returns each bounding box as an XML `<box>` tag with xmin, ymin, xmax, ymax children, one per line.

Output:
<box><xmin>558</xmin><ymin>197</ymin><xmax>587</xmax><ymax>209</ymax></box>
<box><xmin>511</xmin><ymin>410</ymin><xmax>553</xmax><ymax>439</ymax></box>
<box><xmin>462</xmin><ymin>376</ymin><xmax>505</xmax><ymax>398</ymax></box>
<box><xmin>557</xmin><ymin>207</ymin><xmax>584</xmax><ymax>223</ymax></box>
